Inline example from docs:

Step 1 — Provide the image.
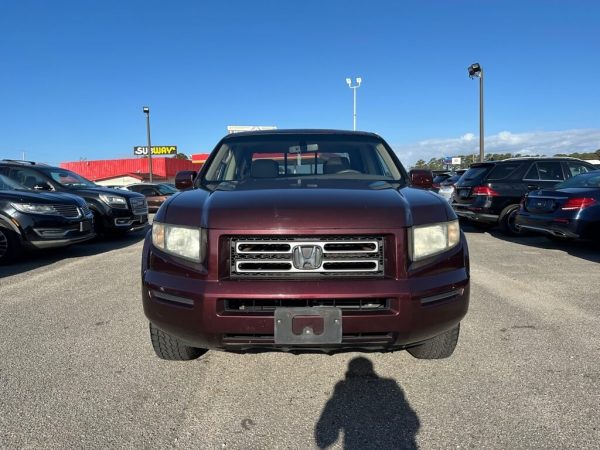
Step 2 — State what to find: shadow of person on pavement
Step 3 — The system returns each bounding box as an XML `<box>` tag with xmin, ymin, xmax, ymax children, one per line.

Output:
<box><xmin>315</xmin><ymin>356</ymin><xmax>420</xmax><ymax>450</ymax></box>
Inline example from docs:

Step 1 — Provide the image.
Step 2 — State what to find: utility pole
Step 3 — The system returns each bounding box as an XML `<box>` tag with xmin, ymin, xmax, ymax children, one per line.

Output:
<box><xmin>143</xmin><ymin>106</ymin><xmax>153</xmax><ymax>182</ymax></box>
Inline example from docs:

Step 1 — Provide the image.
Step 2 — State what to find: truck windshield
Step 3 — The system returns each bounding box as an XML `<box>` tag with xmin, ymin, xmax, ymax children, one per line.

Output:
<box><xmin>201</xmin><ymin>134</ymin><xmax>405</xmax><ymax>184</ymax></box>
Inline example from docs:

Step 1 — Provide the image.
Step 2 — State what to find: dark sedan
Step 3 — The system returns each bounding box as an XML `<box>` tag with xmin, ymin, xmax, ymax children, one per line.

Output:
<box><xmin>0</xmin><ymin>175</ymin><xmax>94</xmax><ymax>263</ymax></box>
<box><xmin>515</xmin><ymin>171</ymin><xmax>600</xmax><ymax>240</ymax></box>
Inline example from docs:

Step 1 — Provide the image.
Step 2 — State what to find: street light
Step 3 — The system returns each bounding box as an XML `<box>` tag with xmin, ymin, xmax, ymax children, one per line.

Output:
<box><xmin>345</xmin><ymin>77</ymin><xmax>362</xmax><ymax>131</ymax></box>
<box><xmin>468</xmin><ymin>63</ymin><xmax>484</xmax><ymax>162</ymax></box>
<box><xmin>142</xmin><ymin>106</ymin><xmax>153</xmax><ymax>182</ymax></box>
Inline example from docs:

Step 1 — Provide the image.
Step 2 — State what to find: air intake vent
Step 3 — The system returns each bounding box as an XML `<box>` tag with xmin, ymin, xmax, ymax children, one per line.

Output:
<box><xmin>230</xmin><ymin>236</ymin><xmax>384</xmax><ymax>278</ymax></box>
<box><xmin>224</xmin><ymin>298</ymin><xmax>390</xmax><ymax>313</ymax></box>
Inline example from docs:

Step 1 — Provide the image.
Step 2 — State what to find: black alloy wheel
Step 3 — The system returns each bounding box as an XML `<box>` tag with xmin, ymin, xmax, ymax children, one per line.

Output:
<box><xmin>500</xmin><ymin>204</ymin><xmax>522</xmax><ymax>236</ymax></box>
<box><xmin>0</xmin><ymin>227</ymin><xmax>18</xmax><ymax>264</ymax></box>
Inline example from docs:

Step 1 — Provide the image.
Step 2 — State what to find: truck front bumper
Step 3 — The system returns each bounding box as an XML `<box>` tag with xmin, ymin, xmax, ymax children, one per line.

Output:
<box><xmin>142</xmin><ymin>269</ymin><xmax>470</xmax><ymax>353</ymax></box>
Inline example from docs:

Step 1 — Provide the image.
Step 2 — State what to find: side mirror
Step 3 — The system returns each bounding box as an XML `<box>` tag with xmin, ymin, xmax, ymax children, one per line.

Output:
<box><xmin>409</xmin><ymin>169</ymin><xmax>434</xmax><ymax>189</ymax></box>
<box><xmin>175</xmin><ymin>170</ymin><xmax>197</xmax><ymax>190</ymax></box>
<box><xmin>33</xmin><ymin>182</ymin><xmax>52</xmax><ymax>191</ymax></box>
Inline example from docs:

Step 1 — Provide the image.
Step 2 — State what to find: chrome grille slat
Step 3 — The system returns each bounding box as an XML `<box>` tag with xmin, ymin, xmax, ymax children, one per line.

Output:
<box><xmin>230</xmin><ymin>236</ymin><xmax>384</xmax><ymax>278</ymax></box>
<box><xmin>236</xmin><ymin>240</ymin><xmax>379</xmax><ymax>254</ymax></box>
<box><xmin>235</xmin><ymin>259</ymin><xmax>379</xmax><ymax>273</ymax></box>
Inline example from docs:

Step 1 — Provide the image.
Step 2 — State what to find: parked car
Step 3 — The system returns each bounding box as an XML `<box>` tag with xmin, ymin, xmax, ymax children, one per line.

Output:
<box><xmin>515</xmin><ymin>171</ymin><xmax>600</xmax><ymax>240</ymax></box>
<box><xmin>408</xmin><ymin>168</ymin><xmax>434</xmax><ymax>190</ymax></box>
<box><xmin>431</xmin><ymin>172</ymin><xmax>452</xmax><ymax>192</ymax></box>
<box><xmin>142</xmin><ymin>130</ymin><xmax>470</xmax><ymax>361</ymax></box>
<box><xmin>451</xmin><ymin>157</ymin><xmax>597</xmax><ymax>235</ymax></box>
<box><xmin>0</xmin><ymin>175</ymin><xmax>94</xmax><ymax>264</ymax></box>
<box><xmin>438</xmin><ymin>170</ymin><xmax>467</xmax><ymax>202</ymax></box>
<box><xmin>0</xmin><ymin>160</ymin><xmax>149</xmax><ymax>235</ymax></box>
<box><xmin>125</xmin><ymin>183</ymin><xmax>178</xmax><ymax>212</ymax></box>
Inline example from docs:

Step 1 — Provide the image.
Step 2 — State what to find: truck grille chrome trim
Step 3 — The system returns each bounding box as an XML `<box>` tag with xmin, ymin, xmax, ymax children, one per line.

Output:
<box><xmin>230</xmin><ymin>236</ymin><xmax>384</xmax><ymax>278</ymax></box>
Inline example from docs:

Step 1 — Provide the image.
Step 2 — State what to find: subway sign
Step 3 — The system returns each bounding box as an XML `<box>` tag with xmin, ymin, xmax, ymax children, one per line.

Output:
<box><xmin>133</xmin><ymin>146</ymin><xmax>178</xmax><ymax>156</ymax></box>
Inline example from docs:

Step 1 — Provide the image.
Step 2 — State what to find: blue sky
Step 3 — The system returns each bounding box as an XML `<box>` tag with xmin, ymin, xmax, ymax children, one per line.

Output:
<box><xmin>1</xmin><ymin>0</ymin><xmax>599</xmax><ymax>167</ymax></box>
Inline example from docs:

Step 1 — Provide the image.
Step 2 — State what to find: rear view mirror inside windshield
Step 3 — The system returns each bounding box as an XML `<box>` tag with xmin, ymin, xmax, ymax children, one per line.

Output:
<box><xmin>289</xmin><ymin>144</ymin><xmax>319</xmax><ymax>153</ymax></box>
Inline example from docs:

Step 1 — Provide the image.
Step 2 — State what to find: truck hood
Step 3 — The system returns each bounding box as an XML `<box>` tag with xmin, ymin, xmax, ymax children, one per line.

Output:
<box><xmin>160</xmin><ymin>182</ymin><xmax>453</xmax><ymax>229</ymax></box>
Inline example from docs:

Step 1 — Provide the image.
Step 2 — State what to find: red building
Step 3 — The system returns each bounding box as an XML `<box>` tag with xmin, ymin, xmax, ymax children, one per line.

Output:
<box><xmin>60</xmin><ymin>155</ymin><xmax>209</xmax><ymax>186</ymax></box>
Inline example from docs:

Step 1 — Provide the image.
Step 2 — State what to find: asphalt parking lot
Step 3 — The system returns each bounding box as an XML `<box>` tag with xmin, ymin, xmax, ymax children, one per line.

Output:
<box><xmin>0</xmin><ymin>225</ymin><xmax>598</xmax><ymax>449</ymax></box>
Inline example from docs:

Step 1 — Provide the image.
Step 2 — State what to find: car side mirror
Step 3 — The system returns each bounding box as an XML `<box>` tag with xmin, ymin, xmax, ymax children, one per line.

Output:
<box><xmin>33</xmin><ymin>182</ymin><xmax>52</xmax><ymax>191</ymax></box>
<box><xmin>409</xmin><ymin>169</ymin><xmax>434</xmax><ymax>189</ymax></box>
<box><xmin>175</xmin><ymin>170</ymin><xmax>197</xmax><ymax>190</ymax></box>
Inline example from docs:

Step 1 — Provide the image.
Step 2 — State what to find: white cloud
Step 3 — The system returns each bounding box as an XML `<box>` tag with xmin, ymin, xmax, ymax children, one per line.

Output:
<box><xmin>393</xmin><ymin>128</ymin><xmax>600</xmax><ymax>167</ymax></box>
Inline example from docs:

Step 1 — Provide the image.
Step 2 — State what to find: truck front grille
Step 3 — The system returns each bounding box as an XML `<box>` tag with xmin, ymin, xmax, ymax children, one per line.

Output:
<box><xmin>230</xmin><ymin>236</ymin><xmax>384</xmax><ymax>278</ymax></box>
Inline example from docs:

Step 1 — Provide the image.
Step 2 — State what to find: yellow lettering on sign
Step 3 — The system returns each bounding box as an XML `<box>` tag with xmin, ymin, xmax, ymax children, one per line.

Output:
<box><xmin>150</xmin><ymin>146</ymin><xmax>177</xmax><ymax>155</ymax></box>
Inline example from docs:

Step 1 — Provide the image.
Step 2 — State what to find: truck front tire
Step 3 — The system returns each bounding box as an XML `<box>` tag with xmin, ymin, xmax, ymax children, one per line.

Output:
<box><xmin>149</xmin><ymin>322</ymin><xmax>208</xmax><ymax>361</ymax></box>
<box><xmin>407</xmin><ymin>324</ymin><xmax>460</xmax><ymax>359</ymax></box>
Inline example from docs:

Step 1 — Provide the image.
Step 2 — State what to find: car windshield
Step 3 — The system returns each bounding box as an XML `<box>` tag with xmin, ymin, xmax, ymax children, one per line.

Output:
<box><xmin>156</xmin><ymin>184</ymin><xmax>178</xmax><ymax>194</ymax></box>
<box><xmin>460</xmin><ymin>165</ymin><xmax>492</xmax><ymax>181</ymax></box>
<box><xmin>41</xmin><ymin>168</ymin><xmax>97</xmax><ymax>188</ymax></box>
<box><xmin>443</xmin><ymin>174</ymin><xmax>462</xmax><ymax>184</ymax></box>
<box><xmin>433</xmin><ymin>174</ymin><xmax>450</xmax><ymax>183</ymax></box>
<box><xmin>201</xmin><ymin>134</ymin><xmax>405</xmax><ymax>185</ymax></box>
<box><xmin>555</xmin><ymin>172</ymin><xmax>600</xmax><ymax>189</ymax></box>
<box><xmin>0</xmin><ymin>174</ymin><xmax>29</xmax><ymax>191</ymax></box>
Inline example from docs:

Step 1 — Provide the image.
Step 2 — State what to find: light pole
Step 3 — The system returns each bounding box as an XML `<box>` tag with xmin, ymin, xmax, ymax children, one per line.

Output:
<box><xmin>143</xmin><ymin>106</ymin><xmax>153</xmax><ymax>182</ymax></box>
<box><xmin>468</xmin><ymin>63</ymin><xmax>484</xmax><ymax>162</ymax></box>
<box><xmin>345</xmin><ymin>77</ymin><xmax>362</xmax><ymax>131</ymax></box>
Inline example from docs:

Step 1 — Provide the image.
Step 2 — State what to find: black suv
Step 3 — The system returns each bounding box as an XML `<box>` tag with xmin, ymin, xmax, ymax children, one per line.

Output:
<box><xmin>0</xmin><ymin>160</ymin><xmax>149</xmax><ymax>235</ymax></box>
<box><xmin>451</xmin><ymin>157</ymin><xmax>597</xmax><ymax>234</ymax></box>
<box><xmin>0</xmin><ymin>175</ymin><xmax>94</xmax><ymax>264</ymax></box>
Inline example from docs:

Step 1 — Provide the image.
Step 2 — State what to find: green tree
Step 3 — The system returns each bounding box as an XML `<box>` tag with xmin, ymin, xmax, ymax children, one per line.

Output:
<box><xmin>174</xmin><ymin>153</ymin><xmax>189</xmax><ymax>160</ymax></box>
<box><xmin>427</xmin><ymin>157</ymin><xmax>444</xmax><ymax>171</ymax></box>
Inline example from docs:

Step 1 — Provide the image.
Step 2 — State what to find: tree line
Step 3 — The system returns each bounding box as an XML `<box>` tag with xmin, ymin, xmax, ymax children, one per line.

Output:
<box><xmin>411</xmin><ymin>149</ymin><xmax>600</xmax><ymax>170</ymax></box>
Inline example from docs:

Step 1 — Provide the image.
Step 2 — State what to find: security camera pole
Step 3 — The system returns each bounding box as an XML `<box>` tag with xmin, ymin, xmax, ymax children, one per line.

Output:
<box><xmin>345</xmin><ymin>77</ymin><xmax>362</xmax><ymax>131</ymax></box>
<box><xmin>468</xmin><ymin>63</ymin><xmax>484</xmax><ymax>162</ymax></box>
<box><xmin>143</xmin><ymin>106</ymin><xmax>153</xmax><ymax>182</ymax></box>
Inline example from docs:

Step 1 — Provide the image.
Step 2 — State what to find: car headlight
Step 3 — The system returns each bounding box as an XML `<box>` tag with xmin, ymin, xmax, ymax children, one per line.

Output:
<box><xmin>99</xmin><ymin>194</ymin><xmax>128</xmax><ymax>209</ymax></box>
<box><xmin>11</xmin><ymin>203</ymin><xmax>57</xmax><ymax>215</ymax></box>
<box><xmin>410</xmin><ymin>219</ymin><xmax>460</xmax><ymax>261</ymax></box>
<box><xmin>152</xmin><ymin>222</ymin><xmax>206</xmax><ymax>263</ymax></box>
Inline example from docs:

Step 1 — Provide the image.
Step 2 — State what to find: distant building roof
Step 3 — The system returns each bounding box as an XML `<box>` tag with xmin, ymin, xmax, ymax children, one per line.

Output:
<box><xmin>60</xmin><ymin>157</ymin><xmax>195</xmax><ymax>181</ymax></box>
<box><xmin>191</xmin><ymin>153</ymin><xmax>210</xmax><ymax>164</ymax></box>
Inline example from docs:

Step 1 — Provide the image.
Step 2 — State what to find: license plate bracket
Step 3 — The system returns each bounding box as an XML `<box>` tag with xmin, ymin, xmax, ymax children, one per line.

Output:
<box><xmin>274</xmin><ymin>307</ymin><xmax>342</xmax><ymax>345</ymax></box>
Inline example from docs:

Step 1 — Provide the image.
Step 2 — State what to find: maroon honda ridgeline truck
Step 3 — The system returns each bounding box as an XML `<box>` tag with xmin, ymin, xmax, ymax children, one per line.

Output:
<box><xmin>142</xmin><ymin>130</ymin><xmax>469</xmax><ymax>360</ymax></box>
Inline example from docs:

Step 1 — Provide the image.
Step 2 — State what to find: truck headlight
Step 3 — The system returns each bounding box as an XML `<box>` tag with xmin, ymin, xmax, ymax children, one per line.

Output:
<box><xmin>99</xmin><ymin>194</ymin><xmax>128</xmax><ymax>209</ymax></box>
<box><xmin>152</xmin><ymin>222</ymin><xmax>206</xmax><ymax>263</ymax></box>
<box><xmin>11</xmin><ymin>203</ymin><xmax>57</xmax><ymax>215</ymax></box>
<box><xmin>410</xmin><ymin>220</ymin><xmax>460</xmax><ymax>261</ymax></box>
